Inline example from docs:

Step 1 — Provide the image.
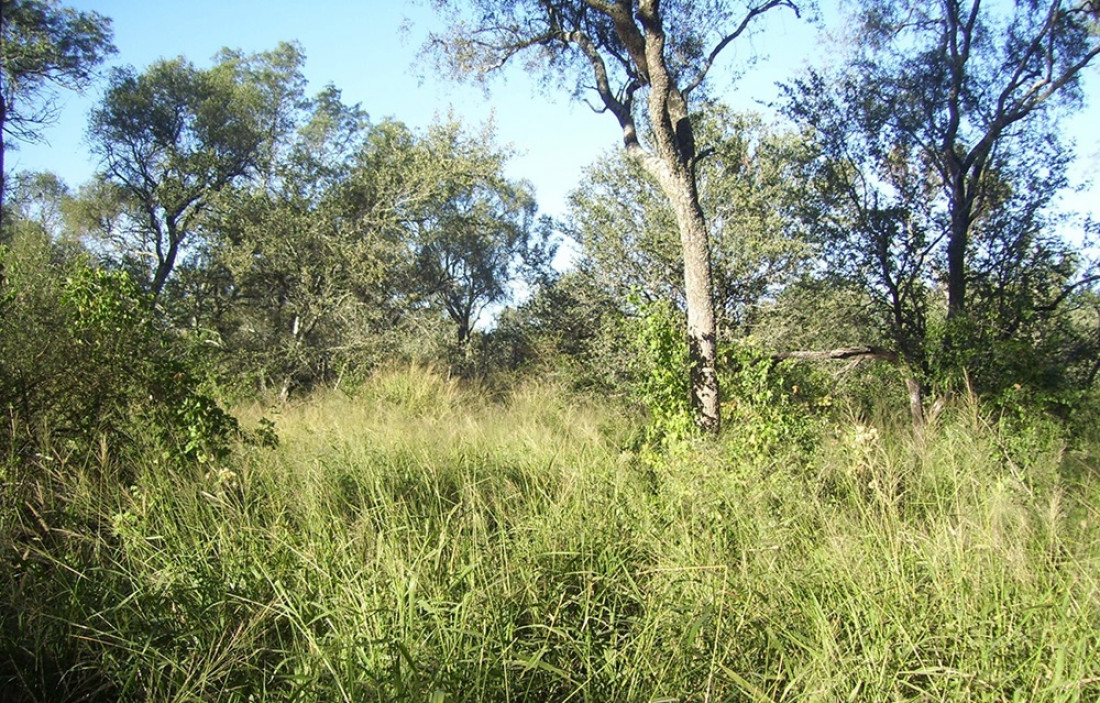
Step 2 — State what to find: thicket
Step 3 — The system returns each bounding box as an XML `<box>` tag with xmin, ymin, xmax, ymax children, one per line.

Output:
<box><xmin>0</xmin><ymin>231</ymin><xmax>244</xmax><ymax>471</ymax></box>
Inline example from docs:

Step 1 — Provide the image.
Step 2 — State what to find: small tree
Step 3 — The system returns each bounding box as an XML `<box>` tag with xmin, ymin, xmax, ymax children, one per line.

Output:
<box><xmin>407</xmin><ymin>120</ymin><xmax>552</xmax><ymax>348</ymax></box>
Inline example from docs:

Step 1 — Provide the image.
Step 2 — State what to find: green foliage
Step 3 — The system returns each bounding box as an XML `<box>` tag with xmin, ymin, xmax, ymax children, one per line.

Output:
<box><xmin>626</xmin><ymin>302</ymin><xmax>832</xmax><ymax>457</ymax></box>
<box><xmin>567</xmin><ymin>106</ymin><xmax>811</xmax><ymax>334</ymax></box>
<box><xmin>406</xmin><ymin>119</ymin><xmax>554</xmax><ymax>350</ymax></box>
<box><xmin>719</xmin><ymin>342</ymin><xmax>828</xmax><ymax>463</ymax></box>
<box><xmin>0</xmin><ymin>234</ymin><xmax>239</xmax><ymax>468</ymax></box>
<box><xmin>86</xmin><ymin>42</ymin><xmax>306</xmax><ymax>296</ymax></box>
<box><xmin>622</xmin><ymin>295</ymin><xmax>834</xmax><ymax>458</ymax></box>
<box><xmin>186</xmin><ymin>111</ymin><xmax>553</xmax><ymax>396</ymax></box>
<box><xmin>924</xmin><ymin>299</ymin><xmax>1098</xmax><ymax>421</ymax></box>
<box><xmin>490</xmin><ymin>271</ymin><xmax>633</xmax><ymax>390</ymax></box>
<box><xmin>628</xmin><ymin>298</ymin><xmax>694</xmax><ymax>444</ymax></box>
<box><xmin>0</xmin><ymin>0</ymin><xmax>115</xmax><ymax>142</ymax></box>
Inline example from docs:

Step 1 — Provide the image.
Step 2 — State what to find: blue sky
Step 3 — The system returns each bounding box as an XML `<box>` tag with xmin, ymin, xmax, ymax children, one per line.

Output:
<box><xmin>8</xmin><ymin>0</ymin><xmax>821</xmax><ymax>219</ymax></box>
<box><xmin>8</xmin><ymin>0</ymin><xmax>1099</xmax><ymax>225</ymax></box>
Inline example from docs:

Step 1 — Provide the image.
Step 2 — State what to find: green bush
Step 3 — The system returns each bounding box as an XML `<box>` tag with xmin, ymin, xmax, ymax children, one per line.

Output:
<box><xmin>719</xmin><ymin>341</ymin><xmax>830</xmax><ymax>464</ymax></box>
<box><xmin>0</xmin><ymin>235</ymin><xmax>240</xmax><ymax>471</ymax></box>
<box><xmin>628</xmin><ymin>299</ymin><xmax>695</xmax><ymax>445</ymax></box>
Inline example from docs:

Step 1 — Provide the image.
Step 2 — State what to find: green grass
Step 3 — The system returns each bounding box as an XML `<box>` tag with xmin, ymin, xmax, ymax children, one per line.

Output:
<box><xmin>2</xmin><ymin>366</ymin><xmax>1098</xmax><ymax>701</ymax></box>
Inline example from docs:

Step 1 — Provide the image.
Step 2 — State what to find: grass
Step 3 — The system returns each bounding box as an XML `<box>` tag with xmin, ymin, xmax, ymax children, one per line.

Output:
<box><xmin>2</xmin><ymin>365</ymin><xmax>1098</xmax><ymax>701</ymax></box>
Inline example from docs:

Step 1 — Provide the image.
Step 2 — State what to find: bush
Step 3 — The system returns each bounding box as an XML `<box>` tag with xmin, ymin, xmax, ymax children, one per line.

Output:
<box><xmin>627</xmin><ymin>299</ymin><xmax>695</xmax><ymax>444</ymax></box>
<box><xmin>719</xmin><ymin>341</ymin><xmax>830</xmax><ymax>464</ymax></box>
<box><xmin>0</xmin><ymin>234</ymin><xmax>240</xmax><ymax>471</ymax></box>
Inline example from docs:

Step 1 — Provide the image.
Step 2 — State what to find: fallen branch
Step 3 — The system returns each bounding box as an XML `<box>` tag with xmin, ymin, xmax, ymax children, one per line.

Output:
<box><xmin>769</xmin><ymin>346</ymin><xmax>927</xmax><ymax>429</ymax></box>
<box><xmin>773</xmin><ymin>346</ymin><xmax>900</xmax><ymax>365</ymax></box>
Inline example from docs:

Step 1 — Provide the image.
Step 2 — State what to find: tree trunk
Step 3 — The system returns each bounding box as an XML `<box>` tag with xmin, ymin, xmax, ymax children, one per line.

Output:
<box><xmin>905</xmin><ymin>376</ymin><xmax>925</xmax><ymax>429</ymax></box>
<box><xmin>456</xmin><ymin>316</ymin><xmax>470</xmax><ymax>347</ymax></box>
<box><xmin>946</xmin><ymin>194</ymin><xmax>969</xmax><ymax>320</ymax></box>
<box><xmin>151</xmin><ymin>223</ymin><xmax>182</xmax><ymax>301</ymax></box>
<box><xmin>631</xmin><ymin>9</ymin><xmax>721</xmax><ymax>434</ymax></box>
<box><xmin>664</xmin><ymin>169</ymin><xmax>720</xmax><ymax>433</ymax></box>
<box><xmin>151</xmin><ymin>255</ymin><xmax>175</xmax><ymax>300</ymax></box>
<box><xmin>577</xmin><ymin>0</ymin><xmax>723</xmax><ymax>433</ymax></box>
<box><xmin>0</xmin><ymin>88</ymin><xmax>7</xmax><ymax>232</ymax></box>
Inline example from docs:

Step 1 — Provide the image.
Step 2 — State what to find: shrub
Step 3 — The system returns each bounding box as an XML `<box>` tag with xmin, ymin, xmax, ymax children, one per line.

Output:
<box><xmin>0</xmin><ymin>234</ymin><xmax>240</xmax><ymax>471</ymax></box>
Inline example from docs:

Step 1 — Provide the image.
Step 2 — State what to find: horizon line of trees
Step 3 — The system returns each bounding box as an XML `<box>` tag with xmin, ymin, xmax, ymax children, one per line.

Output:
<box><xmin>2</xmin><ymin>0</ymin><xmax>1098</xmax><ymax>435</ymax></box>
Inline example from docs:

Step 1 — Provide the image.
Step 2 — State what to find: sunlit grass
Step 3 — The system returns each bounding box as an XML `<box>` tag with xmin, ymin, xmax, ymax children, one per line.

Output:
<box><xmin>2</xmin><ymin>366</ymin><xmax>1098</xmax><ymax>701</ymax></box>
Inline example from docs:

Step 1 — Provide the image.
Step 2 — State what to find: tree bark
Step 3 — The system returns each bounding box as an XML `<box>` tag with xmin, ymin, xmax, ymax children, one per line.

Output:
<box><xmin>775</xmin><ymin>346</ymin><xmax>899</xmax><ymax>363</ymax></box>
<box><xmin>150</xmin><ymin>215</ymin><xmax>187</xmax><ymax>301</ymax></box>
<box><xmin>0</xmin><ymin>88</ymin><xmax>7</xmax><ymax>231</ymax></box>
<box><xmin>662</xmin><ymin>168</ymin><xmax>720</xmax><ymax>433</ymax></box>
<box><xmin>635</xmin><ymin>5</ymin><xmax>721</xmax><ymax>433</ymax></box>
<box><xmin>945</xmin><ymin>177</ymin><xmax>970</xmax><ymax>320</ymax></box>
<box><xmin>151</xmin><ymin>237</ymin><xmax>180</xmax><ymax>300</ymax></box>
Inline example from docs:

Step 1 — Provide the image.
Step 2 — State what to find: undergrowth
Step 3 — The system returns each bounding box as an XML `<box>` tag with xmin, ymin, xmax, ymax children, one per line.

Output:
<box><xmin>1</xmin><ymin>366</ymin><xmax>1097</xmax><ymax>701</ymax></box>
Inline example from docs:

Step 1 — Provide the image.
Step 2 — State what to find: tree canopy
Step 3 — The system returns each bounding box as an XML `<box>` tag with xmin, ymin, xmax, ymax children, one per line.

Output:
<box><xmin>87</xmin><ymin>43</ymin><xmax>306</xmax><ymax>298</ymax></box>
<box><xmin>0</xmin><ymin>0</ymin><xmax>113</xmax><ymax>221</ymax></box>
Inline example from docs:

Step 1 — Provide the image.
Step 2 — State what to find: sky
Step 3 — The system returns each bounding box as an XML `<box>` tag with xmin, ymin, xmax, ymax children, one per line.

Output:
<box><xmin>7</xmin><ymin>0</ymin><xmax>826</xmax><ymax>220</ymax></box>
<box><xmin>8</xmin><ymin>0</ymin><xmax>1100</xmax><ymax>226</ymax></box>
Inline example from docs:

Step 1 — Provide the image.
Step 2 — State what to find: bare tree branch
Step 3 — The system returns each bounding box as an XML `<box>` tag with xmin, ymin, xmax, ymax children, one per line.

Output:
<box><xmin>683</xmin><ymin>0</ymin><xmax>798</xmax><ymax>97</ymax></box>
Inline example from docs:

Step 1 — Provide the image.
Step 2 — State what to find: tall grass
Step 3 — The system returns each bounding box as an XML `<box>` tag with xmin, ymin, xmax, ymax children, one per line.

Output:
<box><xmin>2</xmin><ymin>366</ymin><xmax>1097</xmax><ymax>701</ymax></box>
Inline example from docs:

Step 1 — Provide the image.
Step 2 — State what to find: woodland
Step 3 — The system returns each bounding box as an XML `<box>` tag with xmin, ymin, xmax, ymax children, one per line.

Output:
<box><xmin>1</xmin><ymin>0</ymin><xmax>1099</xmax><ymax>700</ymax></box>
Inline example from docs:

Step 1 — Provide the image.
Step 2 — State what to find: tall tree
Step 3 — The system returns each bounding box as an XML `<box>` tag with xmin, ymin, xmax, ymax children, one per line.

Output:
<box><xmin>194</xmin><ymin>110</ymin><xmax>547</xmax><ymax>395</ymax></box>
<box><xmin>0</xmin><ymin>0</ymin><xmax>112</xmax><ymax>225</ymax></box>
<box><xmin>784</xmin><ymin>0</ymin><xmax>1100</xmax><ymax>412</ymax></box>
<box><xmin>791</xmin><ymin>0</ymin><xmax>1098</xmax><ymax>319</ymax></box>
<box><xmin>87</xmin><ymin>43</ymin><xmax>305</xmax><ymax>298</ymax></box>
<box><xmin>427</xmin><ymin>0</ymin><xmax>801</xmax><ymax>432</ymax></box>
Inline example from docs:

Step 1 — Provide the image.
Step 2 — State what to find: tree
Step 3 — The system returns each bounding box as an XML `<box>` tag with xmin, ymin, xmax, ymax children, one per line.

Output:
<box><xmin>567</xmin><ymin>106</ymin><xmax>810</xmax><ymax>336</ymax></box>
<box><xmin>5</xmin><ymin>168</ymin><xmax>69</xmax><ymax>237</ymax></box>
<box><xmin>427</xmin><ymin>0</ymin><xmax>802</xmax><ymax>432</ymax></box>
<box><xmin>784</xmin><ymin>0</ymin><xmax>1100</xmax><ymax>415</ymax></box>
<box><xmin>0</xmin><ymin>0</ymin><xmax>112</xmax><ymax>222</ymax></box>
<box><xmin>191</xmin><ymin>109</ymin><xmax>547</xmax><ymax>395</ymax></box>
<box><xmin>87</xmin><ymin>43</ymin><xmax>306</xmax><ymax>299</ymax></box>
<box><xmin>407</xmin><ymin>120</ymin><xmax>553</xmax><ymax>348</ymax></box>
<box><xmin>183</xmin><ymin>85</ymin><xmax>378</xmax><ymax>397</ymax></box>
<box><xmin>493</xmin><ymin>270</ymin><xmax>630</xmax><ymax>384</ymax></box>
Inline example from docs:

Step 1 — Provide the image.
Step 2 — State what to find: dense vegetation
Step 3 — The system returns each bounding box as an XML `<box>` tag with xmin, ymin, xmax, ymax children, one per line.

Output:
<box><xmin>2</xmin><ymin>366</ymin><xmax>1098</xmax><ymax>701</ymax></box>
<box><xmin>2</xmin><ymin>0</ymin><xmax>1099</xmax><ymax>700</ymax></box>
